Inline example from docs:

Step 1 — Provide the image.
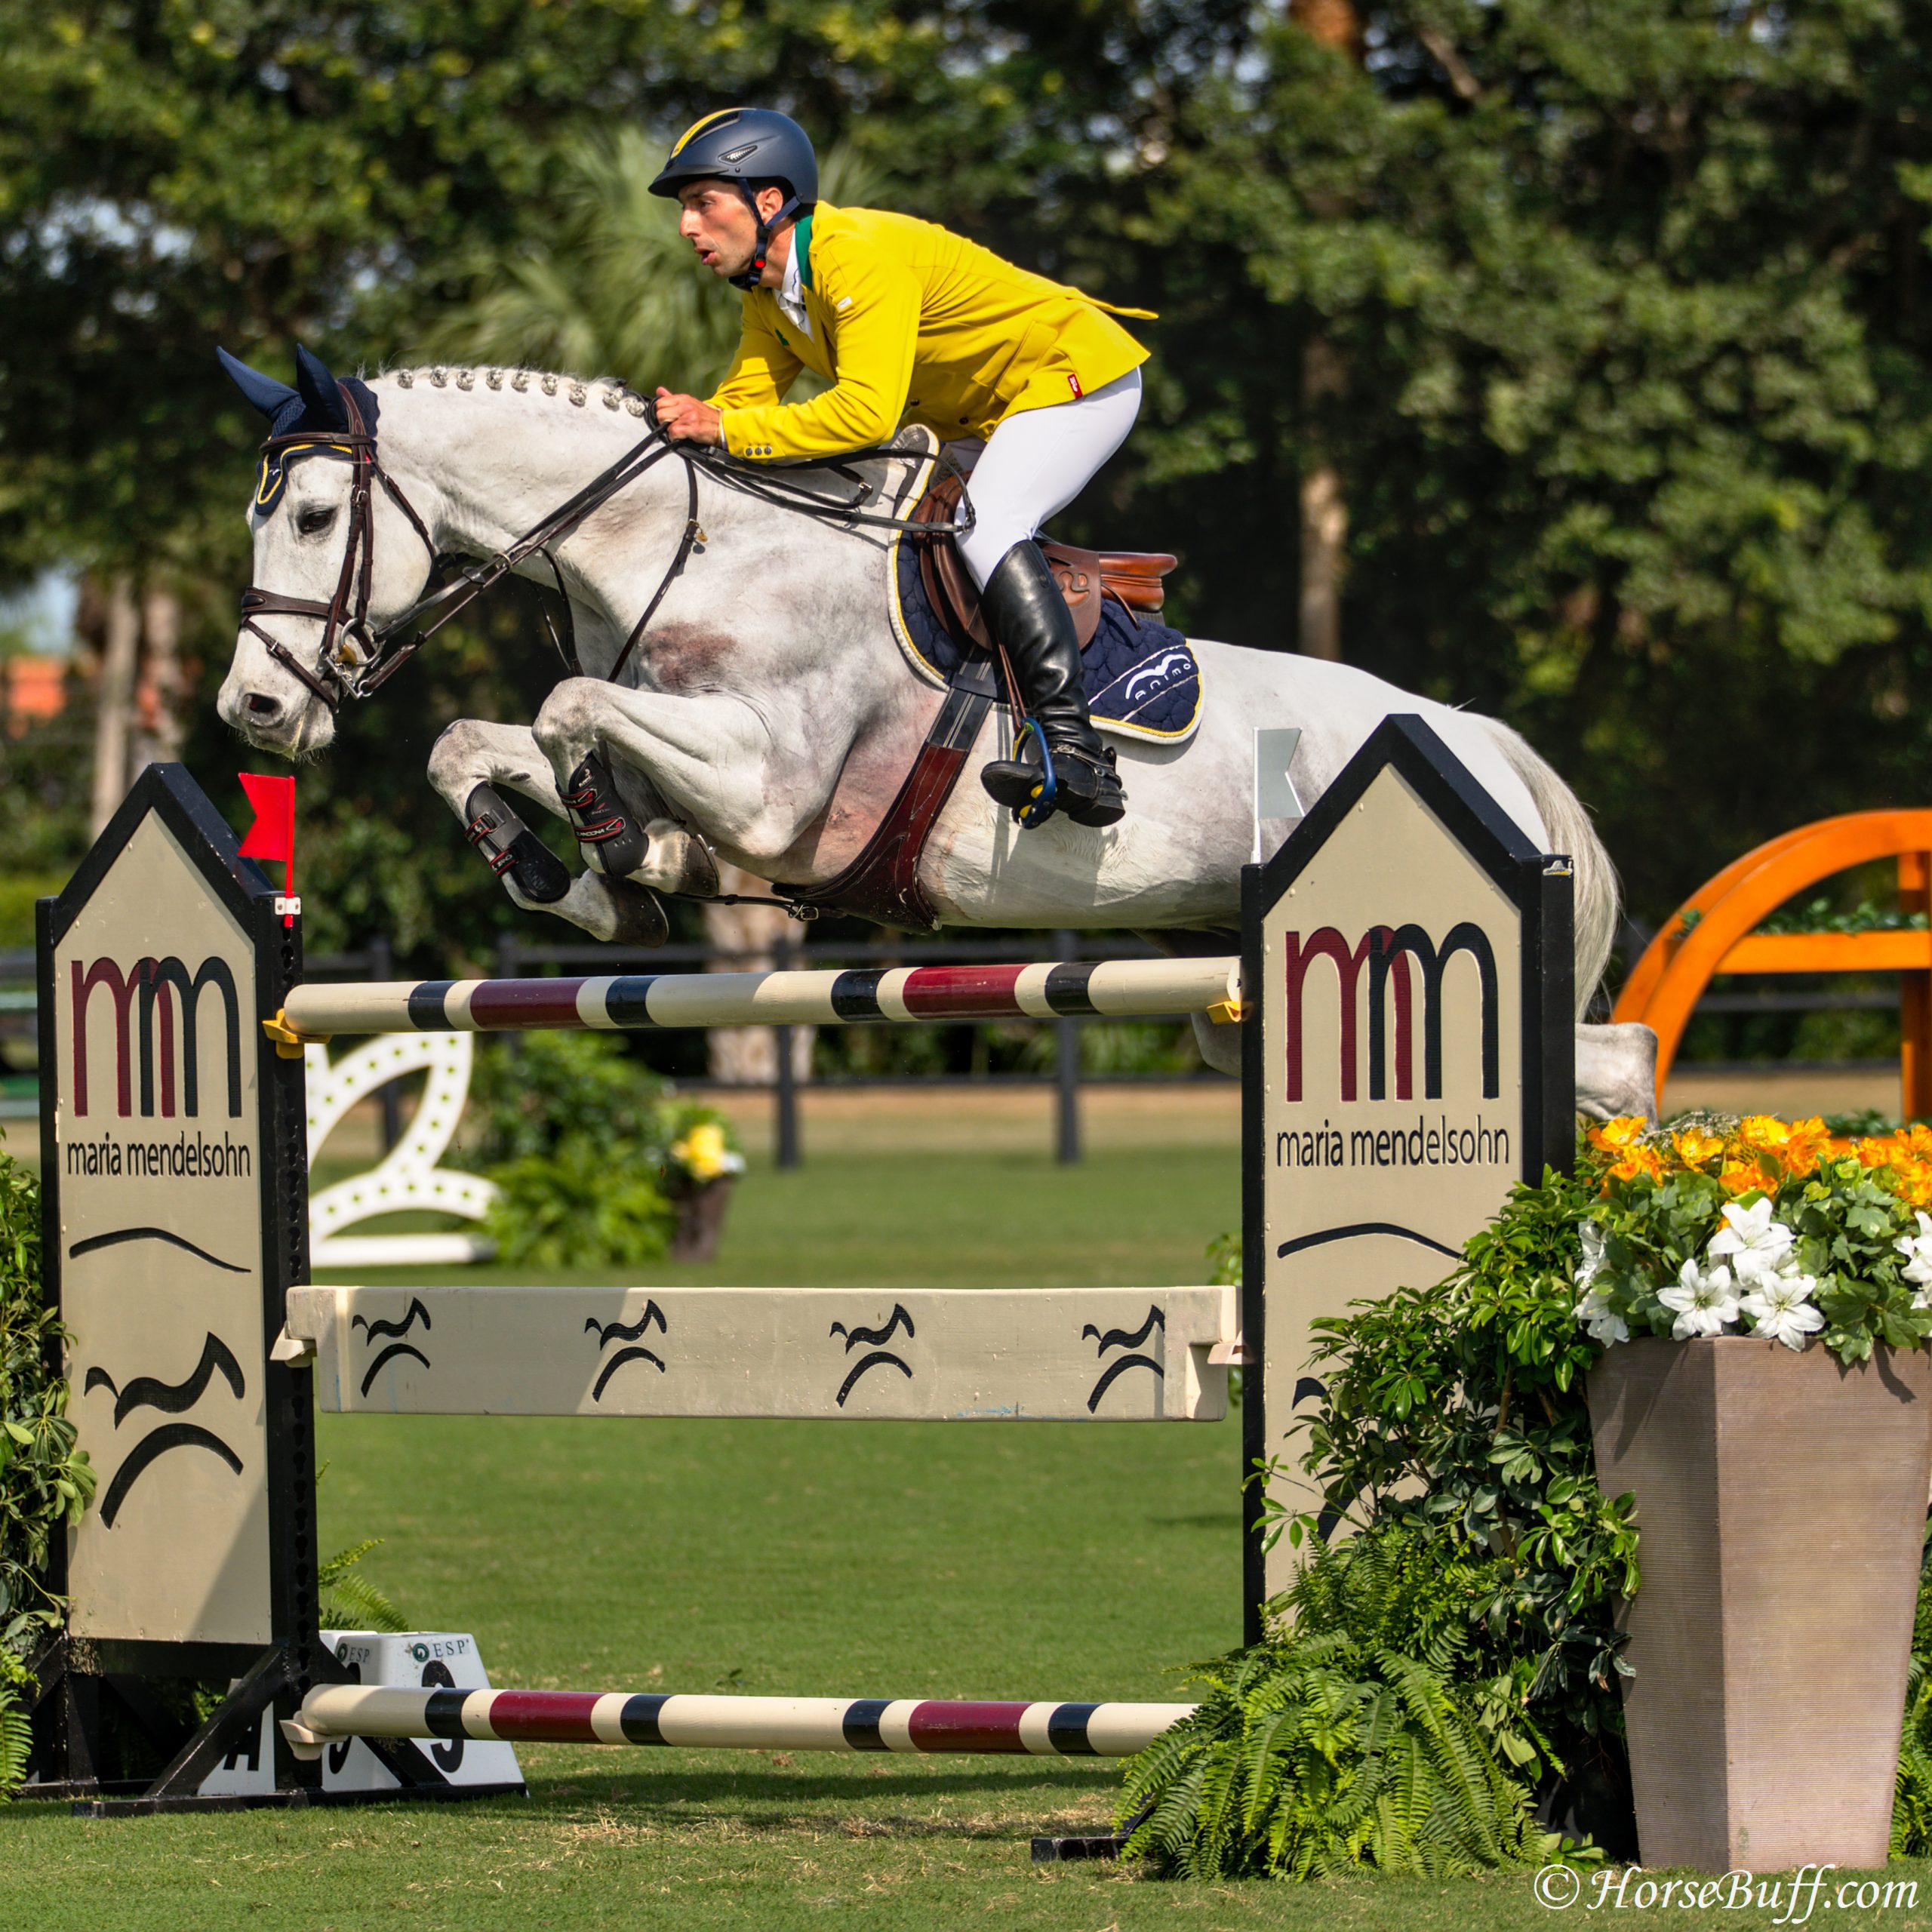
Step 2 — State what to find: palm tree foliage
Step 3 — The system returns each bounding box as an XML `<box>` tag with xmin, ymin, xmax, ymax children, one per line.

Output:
<box><xmin>1120</xmin><ymin>1527</ymin><xmax>1564</xmax><ymax>1880</ymax></box>
<box><xmin>426</xmin><ymin>130</ymin><xmax>887</xmax><ymax>394</ymax></box>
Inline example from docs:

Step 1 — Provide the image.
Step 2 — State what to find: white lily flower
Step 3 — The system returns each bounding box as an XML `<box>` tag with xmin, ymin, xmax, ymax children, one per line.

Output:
<box><xmin>1895</xmin><ymin>1211</ymin><xmax>1932</xmax><ymax>1300</ymax></box>
<box><xmin>1573</xmin><ymin>1284</ymin><xmax>1629</xmax><ymax>1346</ymax></box>
<box><xmin>1659</xmin><ymin>1257</ymin><xmax>1742</xmax><ymax>1339</ymax></box>
<box><xmin>1574</xmin><ymin>1220</ymin><xmax>1607</xmax><ymax>1297</ymax></box>
<box><xmin>1707</xmin><ymin>1197</ymin><xmax>1795</xmax><ymax>1281</ymax></box>
<box><xmin>1742</xmin><ymin>1270</ymin><xmax>1826</xmax><ymax>1352</ymax></box>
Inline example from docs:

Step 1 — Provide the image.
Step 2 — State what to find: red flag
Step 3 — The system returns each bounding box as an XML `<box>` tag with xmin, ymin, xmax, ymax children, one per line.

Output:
<box><xmin>238</xmin><ymin>773</ymin><xmax>297</xmax><ymax>921</ymax></box>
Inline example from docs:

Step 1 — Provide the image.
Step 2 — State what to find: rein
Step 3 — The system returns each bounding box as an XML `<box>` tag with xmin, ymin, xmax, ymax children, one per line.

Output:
<box><xmin>242</xmin><ymin>392</ymin><xmax>973</xmax><ymax>709</ymax></box>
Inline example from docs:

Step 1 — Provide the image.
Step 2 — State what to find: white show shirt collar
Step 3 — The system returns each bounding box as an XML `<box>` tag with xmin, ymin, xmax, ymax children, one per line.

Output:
<box><xmin>777</xmin><ymin>232</ymin><xmax>812</xmax><ymax>339</ymax></box>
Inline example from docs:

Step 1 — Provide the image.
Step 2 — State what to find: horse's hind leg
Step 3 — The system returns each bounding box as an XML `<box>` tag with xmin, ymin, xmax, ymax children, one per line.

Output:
<box><xmin>601</xmin><ymin>764</ymin><xmax>722</xmax><ymax>901</ymax></box>
<box><xmin>426</xmin><ymin>718</ymin><xmax>669</xmax><ymax>946</ymax></box>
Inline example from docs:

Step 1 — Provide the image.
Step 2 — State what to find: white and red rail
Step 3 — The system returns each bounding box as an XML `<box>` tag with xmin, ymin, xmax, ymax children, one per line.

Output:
<box><xmin>288</xmin><ymin>1685</ymin><xmax>1194</xmax><ymax>1758</ymax></box>
<box><xmin>275</xmin><ymin>955</ymin><xmax>1242</xmax><ymax>1039</ymax></box>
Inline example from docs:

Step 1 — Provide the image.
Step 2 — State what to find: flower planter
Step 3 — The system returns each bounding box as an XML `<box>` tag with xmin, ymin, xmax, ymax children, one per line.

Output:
<box><xmin>667</xmin><ymin>1176</ymin><xmax>735</xmax><ymax>1263</ymax></box>
<box><xmin>1588</xmin><ymin>1336</ymin><xmax>1932</xmax><ymax>1873</ymax></box>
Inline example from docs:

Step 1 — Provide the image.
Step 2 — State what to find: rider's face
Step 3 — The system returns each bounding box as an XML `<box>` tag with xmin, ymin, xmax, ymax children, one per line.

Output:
<box><xmin>678</xmin><ymin>181</ymin><xmax>786</xmax><ymax>279</ymax></box>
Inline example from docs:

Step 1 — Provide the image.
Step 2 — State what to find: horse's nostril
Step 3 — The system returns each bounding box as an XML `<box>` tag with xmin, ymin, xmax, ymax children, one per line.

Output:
<box><xmin>245</xmin><ymin>693</ymin><xmax>282</xmax><ymax>723</ymax></box>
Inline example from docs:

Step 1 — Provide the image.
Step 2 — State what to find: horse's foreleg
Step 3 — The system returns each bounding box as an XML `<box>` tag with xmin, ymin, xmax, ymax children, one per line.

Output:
<box><xmin>533</xmin><ymin>678</ymin><xmax>789</xmax><ymax>868</ymax></box>
<box><xmin>427</xmin><ymin>718</ymin><xmax>571</xmax><ymax>901</ymax></box>
<box><xmin>425</xmin><ymin>718</ymin><xmax>668</xmax><ymax>946</ymax></box>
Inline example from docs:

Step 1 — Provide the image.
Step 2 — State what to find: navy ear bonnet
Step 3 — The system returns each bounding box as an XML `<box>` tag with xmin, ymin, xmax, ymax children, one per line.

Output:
<box><xmin>217</xmin><ymin>345</ymin><xmax>379</xmax><ymax>512</ymax></box>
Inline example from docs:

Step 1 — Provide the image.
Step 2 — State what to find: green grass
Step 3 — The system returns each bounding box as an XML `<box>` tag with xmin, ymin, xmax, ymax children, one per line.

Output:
<box><xmin>9</xmin><ymin>1145</ymin><xmax>1927</xmax><ymax>1925</ymax></box>
<box><xmin>319</xmin><ymin>1143</ymin><xmax>1242</xmax><ymax>1289</ymax></box>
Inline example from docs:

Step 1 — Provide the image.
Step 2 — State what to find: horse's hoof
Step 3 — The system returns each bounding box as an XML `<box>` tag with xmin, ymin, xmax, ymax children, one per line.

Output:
<box><xmin>508</xmin><ymin>833</ymin><xmax>573</xmax><ymax>901</ymax></box>
<box><xmin>680</xmin><ymin>830</ymin><xmax>721</xmax><ymax>898</ymax></box>
<box><xmin>595</xmin><ymin>875</ymin><xmax>670</xmax><ymax>948</ymax></box>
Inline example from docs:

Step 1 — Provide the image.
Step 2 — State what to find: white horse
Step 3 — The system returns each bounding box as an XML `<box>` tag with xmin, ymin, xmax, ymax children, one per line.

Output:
<box><xmin>215</xmin><ymin>354</ymin><xmax>1656</xmax><ymax>1116</ymax></box>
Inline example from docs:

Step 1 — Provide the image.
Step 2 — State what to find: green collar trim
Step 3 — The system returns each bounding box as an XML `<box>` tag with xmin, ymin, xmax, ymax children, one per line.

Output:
<box><xmin>795</xmin><ymin>214</ymin><xmax>814</xmax><ymax>292</ymax></box>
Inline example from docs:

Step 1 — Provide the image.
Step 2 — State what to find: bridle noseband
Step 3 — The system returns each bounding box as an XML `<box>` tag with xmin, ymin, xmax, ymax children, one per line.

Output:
<box><xmin>238</xmin><ymin>389</ymin><xmax>975</xmax><ymax>712</ymax></box>
<box><xmin>239</xmin><ymin>388</ymin><xmax>707</xmax><ymax>712</ymax></box>
<box><xmin>238</xmin><ymin>388</ymin><xmax>441</xmax><ymax>711</ymax></box>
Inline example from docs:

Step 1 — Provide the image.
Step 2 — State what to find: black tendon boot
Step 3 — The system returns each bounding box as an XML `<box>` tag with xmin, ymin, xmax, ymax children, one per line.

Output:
<box><xmin>977</xmin><ymin>543</ymin><xmax>1126</xmax><ymax>829</ymax></box>
<box><xmin>561</xmin><ymin>750</ymin><xmax>650</xmax><ymax>876</ymax></box>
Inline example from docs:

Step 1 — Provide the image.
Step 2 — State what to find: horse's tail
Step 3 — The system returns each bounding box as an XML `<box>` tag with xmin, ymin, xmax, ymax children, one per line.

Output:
<box><xmin>1484</xmin><ymin>722</ymin><xmax>1620</xmax><ymax>1019</ymax></box>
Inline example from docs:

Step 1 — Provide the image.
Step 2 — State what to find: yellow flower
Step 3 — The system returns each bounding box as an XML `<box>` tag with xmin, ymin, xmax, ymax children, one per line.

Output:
<box><xmin>1780</xmin><ymin>1118</ymin><xmax>1832</xmax><ymax>1177</ymax></box>
<box><xmin>1737</xmin><ymin>1115</ymin><xmax>1792</xmax><ymax>1155</ymax></box>
<box><xmin>1589</xmin><ymin>1117</ymin><xmax>1650</xmax><ymax>1152</ymax></box>
<box><xmin>1672</xmin><ymin>1127</ymin><xmax>1727</xmax><ymax>1168</ymax></box>
<box><xmin>672</xmin><ymin>1121</ymin><xmax>732</xmax><ymax>1183</ymax></box>
<box><xmin>1718</xmin><ymin>1158</ymin><xmax>1768</xmax><ymax>1196</ymax></box>
<box><xmin>1607</xmin><ymin>1145</ymin><xmax>1666</xmax><ymax>1185</ymax></box>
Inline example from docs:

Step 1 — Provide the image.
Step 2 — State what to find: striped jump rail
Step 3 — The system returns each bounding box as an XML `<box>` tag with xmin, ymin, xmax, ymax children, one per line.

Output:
<box><xmin>285</xmin><ymin>1686</ymin><xmax>1194</xmax><ymax>1759</ymax></box>
<box><xmin>272</xmin><ymin>955</ymin><xmax>1244</xmax><ymax>1043</ymax></box>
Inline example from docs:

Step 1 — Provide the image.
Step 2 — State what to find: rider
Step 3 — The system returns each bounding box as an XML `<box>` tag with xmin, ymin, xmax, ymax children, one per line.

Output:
<box><xmin>649</xmin><ymin>108</ymin><xmax>1152</xmax><ymax>829</ymax></box>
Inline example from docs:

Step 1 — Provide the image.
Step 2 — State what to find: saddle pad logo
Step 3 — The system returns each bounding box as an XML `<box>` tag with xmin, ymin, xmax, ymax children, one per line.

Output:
<box><xmin>1100</xmin><ymin>648</ymin><xmax>1198</xmax><ymax>717</ymax></box>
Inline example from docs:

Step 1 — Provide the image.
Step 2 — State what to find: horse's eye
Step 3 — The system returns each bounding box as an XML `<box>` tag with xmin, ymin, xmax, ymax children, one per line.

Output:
<box><xmin>295</xmin><ymin>505</ymin><xmax>336</xmax><ymax>537</ymax></box>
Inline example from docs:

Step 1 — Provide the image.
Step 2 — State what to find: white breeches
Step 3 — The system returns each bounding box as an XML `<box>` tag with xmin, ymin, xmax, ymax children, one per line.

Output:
<box><xmin>953</xmin><ymin>368</ymin><xmax>1143</xmax><ymax>586</ymax></box>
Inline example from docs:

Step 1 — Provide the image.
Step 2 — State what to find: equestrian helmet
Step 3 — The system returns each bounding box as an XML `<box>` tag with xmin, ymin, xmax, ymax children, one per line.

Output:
<box><xmin>650</xmin><ymin>108</ymin><xmax>820</xmax><ymax>205</ymax></box>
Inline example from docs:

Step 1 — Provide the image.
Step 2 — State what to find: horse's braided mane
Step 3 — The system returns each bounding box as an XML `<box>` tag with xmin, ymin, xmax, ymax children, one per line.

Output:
<box><xmin>374</xmin><ymin>362</ymin><xmax>937</xmax><ymax>486</ymax></box>
<box><xmin>380</xmin><ymin>365</ymin><xmax>651</xmax><ymax>417</ymax></box>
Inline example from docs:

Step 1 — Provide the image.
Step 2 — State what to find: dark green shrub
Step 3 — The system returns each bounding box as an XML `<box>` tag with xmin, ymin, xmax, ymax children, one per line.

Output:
<box><xmin>466</xmin><ymin>1035</ymin><xmax>746</xmax><ymax>1266</ymax></box>
<box><xmin>483</xmin><ymin>1134</ymin><xmax>675</xmax><ymax>1269</ymax></box>
<box><xmin>0</xmin><ymin>1146</ymin><xmax>95</xmax><ymax>1801</ymax></box>
<box><xmin>466</xmin><ymin>1032</ymin><xmax>670</xmax><ymax>1163</ymax></box>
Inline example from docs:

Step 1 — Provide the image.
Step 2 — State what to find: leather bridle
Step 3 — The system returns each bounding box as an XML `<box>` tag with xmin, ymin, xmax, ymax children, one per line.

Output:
<box><xmin>238</xmin><ymin>389</ymin><xmax>974</xmax><ymax>712</ymax></box>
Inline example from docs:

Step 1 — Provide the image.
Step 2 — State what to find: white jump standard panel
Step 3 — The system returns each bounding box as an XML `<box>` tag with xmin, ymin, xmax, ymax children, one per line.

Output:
<box><xmin>288</xmin><ymin>1686</ymin><xmax>1195</xmax><ymax>1758</ymax></box>
<box><xmin>282</xmin><ymin>1284</ymin><xmax>1238</xmax><ymax>1421</ymax></box>
<box><xmin>275</xmin><ymin>955</ymin><xmax>1242</xmax><ymax>1038</ymax></box>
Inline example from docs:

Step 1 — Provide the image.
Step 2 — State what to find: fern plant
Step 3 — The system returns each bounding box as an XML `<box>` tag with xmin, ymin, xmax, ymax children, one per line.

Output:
<box><xmin>319</xmin><ymin>1537</ymin><xmax>408</xmax><ymax>1635</ymax></box>
<box><xmin>0</xmin><ymin>1644</ymin><xmax>31</xmax><ymax>1803</ymax></box>
<box><xmin>1121</xmin><ymin>1530</ymin><xmax>1566</xmax><ymax>1878</ymax></box>
<box><xmin>1893</xmin><ymin>1549</ymin><xmax>1932</xmax><ymax>1854</ymax></box>
<box><xmin>1282</xmin><ymin>1166</ymin><xmax>1637</xmax><ymax>1754</ymax></box>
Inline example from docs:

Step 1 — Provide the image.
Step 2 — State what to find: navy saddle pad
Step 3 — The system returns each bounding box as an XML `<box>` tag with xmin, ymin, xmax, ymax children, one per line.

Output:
<box><xmin>891</xmin><ymin>536</ymin><xmax>1203</xmax><ymax>743</ymax></box>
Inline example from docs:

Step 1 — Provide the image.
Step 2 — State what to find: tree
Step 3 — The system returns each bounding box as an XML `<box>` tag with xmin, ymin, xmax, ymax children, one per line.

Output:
<box><xmin>0</xmin><ymin>0</ymin><xmax>1237</xmax><ymax>963</ymax></box>
<box><xmin>1130</xmin><ymin>0</ymin><xmax>1932</xmax><ymax>921</ymax></box>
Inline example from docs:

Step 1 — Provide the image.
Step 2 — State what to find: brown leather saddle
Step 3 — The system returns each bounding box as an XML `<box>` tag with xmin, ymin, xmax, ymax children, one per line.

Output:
<box><xmin>776</xmin><ymin>472</ymin><xmax>1182</xmax><ymax>934</ymax></box>
<box><xmin>909</xmin><ymin>472</ymin><xmax>1177</xmax><ymax>652</ymax></box>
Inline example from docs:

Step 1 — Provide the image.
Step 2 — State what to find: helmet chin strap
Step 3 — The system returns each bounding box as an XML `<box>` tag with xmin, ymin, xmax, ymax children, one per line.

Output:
<box><xmin>728</xmin><ymin>185</ymin><xmax>800</xmax><ymax>291</ymax></box>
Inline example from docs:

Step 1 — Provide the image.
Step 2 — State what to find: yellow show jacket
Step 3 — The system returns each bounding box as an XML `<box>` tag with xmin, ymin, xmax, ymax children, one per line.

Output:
<box><xmin>706</xmin><ymin>204</ymin><xmax>1153</xmax><ymax>462</ymax></box>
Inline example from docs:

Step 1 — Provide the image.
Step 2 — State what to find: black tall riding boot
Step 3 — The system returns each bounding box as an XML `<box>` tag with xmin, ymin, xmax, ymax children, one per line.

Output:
<box><xmin>977</xmin><ymin>542</ymin><xmax>1127</xmax><ymax>828</ymax></box>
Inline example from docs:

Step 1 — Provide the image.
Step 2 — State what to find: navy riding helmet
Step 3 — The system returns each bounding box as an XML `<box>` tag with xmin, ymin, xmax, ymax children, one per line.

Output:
<box><xmin>649</xmin><ymin>108</ymin><xmax>819</xmax><ymax>290</ymax></box>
